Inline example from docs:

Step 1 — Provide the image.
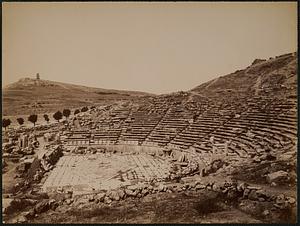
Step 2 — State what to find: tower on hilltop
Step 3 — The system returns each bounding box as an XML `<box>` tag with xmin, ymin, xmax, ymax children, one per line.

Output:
<box><xmin>36</xmin><ymin>73</ymin><xmax>40</xmax><ymax>80</ymax></box>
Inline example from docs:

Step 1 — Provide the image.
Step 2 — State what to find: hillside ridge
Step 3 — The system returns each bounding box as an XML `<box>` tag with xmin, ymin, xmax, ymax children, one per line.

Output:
<box><xmin>4</xmin><ymin>77</ymin><xmax>152</xmax><ymax>96</ymax></box>
<box><xmin>190</xmin><ymin>51</ymin><xmax>297</xmax><ymax>97</ymax></box>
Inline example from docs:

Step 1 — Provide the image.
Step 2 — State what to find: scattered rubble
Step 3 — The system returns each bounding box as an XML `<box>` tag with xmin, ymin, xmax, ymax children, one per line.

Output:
<box><xmin>266</xmin><ymin>171</ymin><xmax>289</xmax><ymax>184</ymax></box>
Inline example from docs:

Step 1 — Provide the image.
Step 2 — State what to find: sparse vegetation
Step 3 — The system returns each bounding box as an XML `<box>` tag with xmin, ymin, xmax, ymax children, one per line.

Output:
<box><xmin>2</xmin><ymin>118</ymin><xmax>11</xmax><ymax>130</ymax></box>
<box><xmin>74</xmin><ymin>109</ymin><xmax>80</xmax><ymax>115</ymax></box>
<box><xmin>81</xmin><ymin>106</ymin><xmax>89</xmax><ymax>112</ymax></box>
<box><xmin>28</xmin><ymin>114</ymin><xmax>38</xmax><ymax>127</ymax></box>
<box><xmin>43</xmin><ymin>114</ymin><xmax>50</xmax><ymax>123</ymax></box>
<box><xmin>63</xmin><ymin>109</ymin><xmax>71</xmax><ymax>119</ymax></box>
<box><xmin>53</xmin><ymin>111</ymin><xmax>63</xmax><ymax>122</ymax></box>
<box><xmin>16</xmin><ymin>117</ymin><xmax>24</xmax><ymax>126</ymax></box>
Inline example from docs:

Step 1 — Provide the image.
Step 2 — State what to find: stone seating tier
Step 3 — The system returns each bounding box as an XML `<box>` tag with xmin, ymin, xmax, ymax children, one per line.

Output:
<box><xmin>63</xmin><ymin>86</ymin><xmax>296</xmax><ymax>160</ymax></box>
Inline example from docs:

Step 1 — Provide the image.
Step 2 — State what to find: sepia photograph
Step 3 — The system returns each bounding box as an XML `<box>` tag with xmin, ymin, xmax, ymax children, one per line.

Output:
<box><xmin>2</xmin><ymin>1</ymin><xmax>297</xmax><ymax>224</ymax></box>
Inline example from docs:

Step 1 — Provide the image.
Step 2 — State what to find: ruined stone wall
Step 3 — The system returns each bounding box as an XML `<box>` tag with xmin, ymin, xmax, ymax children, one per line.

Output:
<box><xmin>78</xmin><ymin>144</ymin><xmax>165</xmax><ymax>155</ymax></box>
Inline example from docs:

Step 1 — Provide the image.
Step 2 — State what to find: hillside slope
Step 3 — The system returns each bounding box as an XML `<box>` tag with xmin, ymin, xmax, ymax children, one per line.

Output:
<box><xmin>2</xmin><ymin>78</ymin><xmax>153</xmax><ymax>116</ymax></box>
<box><xmin>190</xmin><ymin>52</ymin><xmax>297</xmax><ymax>99</ymax></box>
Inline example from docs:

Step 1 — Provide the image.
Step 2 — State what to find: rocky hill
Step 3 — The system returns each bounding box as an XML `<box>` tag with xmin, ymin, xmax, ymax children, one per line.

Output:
<box><xmin>190</xmin><ymin>52</ymin><xmax>297</xmax><ymax>100</ymax></box>
<box><xmin>2</xmin><ymin>78</ymin><xmax>153</xmax><ymax>116</ymax></box>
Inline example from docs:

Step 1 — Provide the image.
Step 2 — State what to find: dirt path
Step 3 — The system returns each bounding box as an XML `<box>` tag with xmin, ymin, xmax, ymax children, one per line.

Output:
<box><xmin>253</xmin><ymin>75</ymin><xmax>262</xmax><ymax>96</ymax></box>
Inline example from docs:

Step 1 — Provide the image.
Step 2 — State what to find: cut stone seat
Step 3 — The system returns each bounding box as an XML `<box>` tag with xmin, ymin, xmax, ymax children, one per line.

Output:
<box><xmin>157</xmin><ymin>125</ymin><xmax>187</xmax><ymax>130</ymax></box>
<box><xmin>251</xmin><ymin>117</ymin><xmax>298</xmax><ymax>127</ymax></box>
<box><xmin>160</xmin><ymin>118</ymin><xmax>189</xmax><ymax>123</ymax></box>
<box><xmin>123</xmin><ymin>131</ymin><xmax>150</xmax><ymax>134</ymax></box>
<box><xmin>241</xmin><ymin>116</ymin><xmax>275</xmax><ymax>123</ymax></box>
<box><xmin>147</xmin><ymin>133</ymin><xmax>172</xmax><ymax>138</ymax></box>
<box><xmin>178</xmin><ymin>132</ymin><xmax>207</xmax><ymax>140</ymax></box>
<box><xmin>121</xmin><ymin>134</ymin><xmax>148</xmax><ymax>138</ymax></box>
<box><xmin>269</xmin><ymin>123</ymin><xmax>297</xmax><ymax>132</ymax></box>
<box><xmin>69</xmin><ymin>131</ymin><xmax>90</xmax><ymax>134</ymax></box>
<box><xmin>211</xmin><ymin>130</ymin><xmax>238</xmax><ymax>139</ymax></box>
<box><xmin>190</xmin><ymin>122</ymin><xmax>221</xmax><ymax>129</ymax></box>
<box><xmin>94</xmin><ymin>132</ymin><xmax>121</xmax><ymax>136</ymax></box>
<box><xmin>194</xmin><ymin>145</ymin><xmax>212</xmax><ymax>154</ymax></box>
<box><xmin>150</xmin><ymin>129</ymin><xmax>177</xmax><ymax>133</ymax></box>
<box><xmin>120</xmin><ymin>136</ymin><xmax>147</xmax><ymax>141</ymax></box>
<box><xmin>230</xmin><ymin>136</ymin><xmax>258</xmax><ymax>152</ymax></box>
<box><xmin>94</xmin><ymin>139</ymin><xmax>117</xmax><ymax>143</ymax></box>
<box><xmin>272</xmin><ymin>118</ymin><xmax>297</xmax><ymax>126</ymax></box>
<box><xmin>159</xmin><ymin>120</ymin><xmax>188</xmax><ymax>124</ymax></box>
<box><xmin>228</xmin><ymin>146</ymin><xmax>248</xmax><ymax>157</ymax></box>
<box><xmin>147</xmin><ymin>133</ymin><xmax>174</xmax><ymax>139</ymax></box>
<box><xmin>95</xmin><ymin>128</ymin><xmax>122</xmax><ymax>131</ymax></box>
<box><xmin>174</xmin><ymin>133</ymin><xmax>203</xmax><ymax>141</ymax></box>
<box><xmin>268</xmin><ymin>126</ymin><xmax>297</xmax><ymax>137</ymax></box>
<box><xmin>172</xmin><ymin>137</ymin><xmax>200</xmax><ymax>145</ymax></box>
<box><xmin>148</xmin><ymin>134</ymin><xmax>176</xmax><ymax>139</ymax></box>
<box><xmin>94</xmin><ymin>137</ymin><xmax>119</xmax><ymax>141</ymax></box>
<box><xmin>242</xmin><ymin>117</ymin><xmax>296</xmax><ymax>131</ymax></box>
<box><xmin>158</xmin><ymin>124</ymin><xmax>187</xmax><ymax>132</ymax></box>
<box><xmin>188</xmin><ymin>127</ymin><xmax>216</xmax><ymax>133</ymax></box>
<box><xmin>120</xmin><ymin>137</ymin><xmax>145</xmax><ymax>141</ymax></box>
<box><xmin>212</xmin><ymin>134</ymin><xmax>235</xmax><ymax>145</ymax></box>
<box><xmin>239</xmin><ymin>136</ymin><xmax>261</xmax><ymax>153</ymax></box>
<box><xmin>234</xmin><ymin>120</ymin><xmax>296</xmax><ymax>136</ymax></box>
<box><xmin>146</xmin><ymin>138</ymin><xmax>169</xmax><ymax>144</ymax></box>
<box><xmin>66</xmin><ymin>136</ymin><xmax>90</xmax><ymax>140</ymax></box>
<box><xmin>256</xmin><ymin>127</ymin><xmax>295</xmax><ymax>141</ymax></box>
<box><xmin>94</xmin><ymin>133</ymin><xmax>120</xmax><ymax>136</ymax></box>
<box><xmin>130</xmin><ymin>125</ymin><xmax>157</xmax><ymax>128</ymax></box>
<box><xmin>192</xmin><ymin>119</ymin><xmax>223</xmax><ymax>125</ymax></box>
<box><xmin>170</xmin><ymin>139</ymin><xmax>194</xmax><ymax>147</ymax></box>
<box><xmin>222</xmin><ymin>123</ymin><xmax>248</xmax><ymax>129</ymax></box>
<box><xmin>66</xmin><ymin>140</ymin><xmax>92</xmax><ymax>145</ymax></box>
<box><xmin>185</xmin><ymin>125</ymin><xmax>214</xmax><ymax>131</ymax></box>
<box><xmin>271</xmin><ymin>104</ymin><xmax>296</xmax><ymax>108</ymax></box>
<box><xmin>148</xmin><ymin>138</ymin><xmax>174</xmax><ymax>144</ymax></box>
<box><xmin>253</xmin><ymin>126</ymin><xmax>285</xmax><ymax>136</ymax></box>
<box><xmin>178</xmin><ymin>130</ymin><xmax>204</xmax><ymax>137</ymax></box>
<box><xmin>117</xmin><ymin>140</ymin><xmax>139</xmax><ymax>145</ymax></box>
<box><xmin>250</xmin><ymin>130</ymin><xmax>281</xmax><ymax>145</ymax></box>
<box><xmin>245</xmin><ymin>111</ymin><xmax>287</xmax><ymax>116</ymax></box>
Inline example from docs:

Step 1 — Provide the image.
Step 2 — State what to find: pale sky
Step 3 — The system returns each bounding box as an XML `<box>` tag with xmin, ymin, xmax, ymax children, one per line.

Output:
<box><xmin>2</xmin><ymin>2</ymin><xmax>297</xmax><ymax>94</ymax></box>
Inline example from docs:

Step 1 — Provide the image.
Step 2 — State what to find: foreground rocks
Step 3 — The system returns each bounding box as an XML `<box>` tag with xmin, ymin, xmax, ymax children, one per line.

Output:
<box><xmin>266</xmin><ymin>171</ymin><xmax>289</xmax><ymax>184</ymax></box>
<box><xmin>4</xmin><ymin>177</ymin><xmax>296</xmax><ymax>224</ymax></box>
<box><xmin>66</xmin><ymin>179</ymin><xmax>296</xmax><ymax>215</ymax></box>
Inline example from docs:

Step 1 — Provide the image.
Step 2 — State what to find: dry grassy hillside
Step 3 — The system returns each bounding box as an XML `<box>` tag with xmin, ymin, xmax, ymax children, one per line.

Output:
<box><xmin>2</xmin><ymin>78</ymin><xmax>153</xmax><ymax>116</ymax></box>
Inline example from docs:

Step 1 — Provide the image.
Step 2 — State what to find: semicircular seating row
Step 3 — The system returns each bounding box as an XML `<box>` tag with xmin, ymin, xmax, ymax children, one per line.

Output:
<box><xmin>64</xmin><ymin>95</ymin><xmax>297</xmax><ymax>159</ymax></box>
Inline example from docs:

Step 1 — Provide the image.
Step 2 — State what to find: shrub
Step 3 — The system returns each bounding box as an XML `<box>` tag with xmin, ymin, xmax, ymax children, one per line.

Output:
<box><xmin>17</xmin><ymin>117</ymin><xmax>24</xmax><ymax>126</ymax></box>
<box><xmin>53</xmin><ymin>111</ymin><xmax>63</xmax><ymax>122</ymax></box>
<box><xmin>28</xmin><ymin>114</ymin><xmax>38</xmax><ymax>127</ymax></box>
<box><xmin>63</xmin><ymin>109</ymin><xmax>71</xmax><ymax>119</ymax></box>
<box><xmin>2</xmin><ymin>118</ymin><xmax>11</xmax><ymax>130</ymax></box>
